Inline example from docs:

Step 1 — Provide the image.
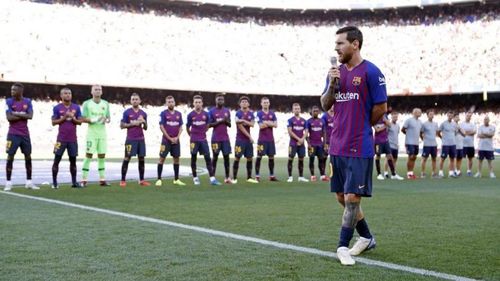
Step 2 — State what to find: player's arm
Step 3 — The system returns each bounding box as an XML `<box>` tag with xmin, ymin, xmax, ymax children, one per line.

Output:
<box><xmin>437</xmin><ymin>129</ymin><xmax>442</xmax><ymax>139</ymax></box>
<box><xmin>81</xmin><ymin>101</ymin><xmax>92</xmax><ymax>123</ymax></box>
<box><xmin>287</xmin><ymin>127</ymin><xmax>301</xmax><ymax>142</ymax></box>
<box><xmin>160</xmin><ymin>125</ymin><xmax>174</xmax><ymax>142</ymax></box>
<box><xmin>370</xmin><ymin>103</ymin><xmax>387</xmax><ymax>126</ymax></box>
<box><xmin>237</xmin><ymin>123</ymin><xmax>254</xmax><ymax>143</ymax></box>
<box><xmin>104</xmin><ymin>102</ymin><xmax>111</xmax><ymax>123</ymax></box>
<box><xmin>141</xmin><ymin>113</ymin><xmax>148</xmax><ymax>131</ymax></box>
<box><xmin>207</xmin><ymin>111</ymin><xmax>220</xmax><ymax>128</ymax></box>
<box><xmin>52</xmin><ymin>111</ymin><xmax>66</xmax><ymax>126</ymax></box>
<box><xmin>11</xmin><ymin>100</ymin><xmax>34</xmax><ymax>120</ymax></box>
<box><xmin>419</xmin><ymin>131</ymin><xmax>424</xmax><ymax>141</ymax></box>
<box><xmin>72</xmin><ymin>107</ymin><xmax>84</xmax><ymax>125</ymax></box>
<box><xmin>120</xmin><ymin>111</ymin><xmax>134</xmax><ymax>129</ymax></box>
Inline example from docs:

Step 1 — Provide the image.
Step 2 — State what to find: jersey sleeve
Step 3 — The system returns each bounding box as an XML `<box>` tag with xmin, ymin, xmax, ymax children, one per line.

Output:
<box><xmin>287</xmin><ymin>118</ymin><xmax>293</xmax><ymax>128</ymax></box>
<box><xmin>208</xmin><ymin>109</ymin><xmax>215</xmax><ymax>123</ymax></box>
<box><xmin>159</xmin><ymin>111</ymin><xmax>165</xmax><ymax>125</ymax></box>
<box><xmin>26</xmin><ymin>99</ymin><xmax>33</xmax><ymax>114</ymax></box>
<box><xmin>52</xmin><ymin>105</ymin><xmax>60</xmax><ymax>120</ymax></box>
<box><xmin>82</xmin><ymin>101</ymin><xmax>89</xmax><ymax>118</ymax></box>
<box><xmin>121</xmin><ymin>110</ymin><xmax>129</xmax><ymax>124</ymax></box>
<box><xmin>403</xmin><ymin>119</ymin><xmax>410</xmax><ymax>129</ymax></box>
<box><xmin>5</xmin><ymin>99</ymin><xmax>12</xmax><ymax>113</ymax></box>
<box><xmin>438</xmin><ymin>122</ymin><xmax>444</xmax><ymax>132</ymax></box>
<box><xmin>271</xmin><ymin>112</ymin><xmax>277</xmax><ymax>122</ymax></box>
<box><xmin>256</xmin><ymin>111</ymin><xmax>263</xmax><ymax>124</ymax></box>
<box><xmin>186</xmin><ymin>112</ymin><xmax>192</xmax><ymax>129</ymax></box>
<box><xmin>367</xmin><ymin>65</ymin><xmax>388</xmax><ymax>105</ymax></box>
<box><xmin>75</xmin><ymin>105</ymin><xmax>82</xmax><ymax>118</ymax></box>
<box><xmin>321</xmin><ymin>74</ymin><xmax>330</xmax><ymax>95</ymax></box>
<box><xmin>178</xmin><ymin>112</ymin><xmax>184</xmax><ymax>126</ymax></box>
<box><xmin>235</xmin><ymin>110</ymin><xmax>242</xmax><ymax>121</ymax></box>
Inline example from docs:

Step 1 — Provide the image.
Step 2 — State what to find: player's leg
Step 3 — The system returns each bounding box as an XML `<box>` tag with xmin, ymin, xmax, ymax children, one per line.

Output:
<box><xmin>121</xmin><ymin>141</ymin><xmax>132</xmax><ymax>186</ymax></box>
<box><xmin>137</xmin><ymin>140</ymin><xmax>148</xmax><ymax>186</ymax></box>
<box><xmin>52</xmin><ymin>142</ymin><xmax>64</xmax><ymax>189</ymax></box>
<box><xmin>298</xmin><ymin>145</ymin><xmax>307</xmax><ymax>182</ymax></box>
<box><xmin>202</xmin><ymin>141</ymin><xmax>219</xmax><ymax>185</ymax></box>
<box><xmin>211</xmin><ymin>142</ymin><xmax>220</xmax><ymax>175</ymax></box>
<box><xmin>21</xmin><ymin>136</ymin><xmax>37</xmax><ymax>189</ymax></box>
<box><xmin>318</xmin><ymin>147</ymin><xmax>326</xmax><ymax>180</ymax></box>
<box><xmin>255</xmin><ymin>143</ymin><xmax>263</xmax><ymax>180</ymax></box>
<box><xmin>487</xmin><ymin>158</ymin><xmax>495</xmax><ymax>178</ymax></box>
<box><xmin>245</xmin><ymin>143</ymin><xmax>257</xmax><ymax>183</ymax></box>
<box><xmin>287</xmin><ymin>145</ymin><xmax>295</xmax><ymax>182</ymax></box>
<box><xmin>466</xmin><ymin>147</ymin><xmax>474</xmax><ymax>176</ymax></box>
<box><xmin>156</xmin><ymin>142</ymin><xmax>168</xmax><ymax>185</ymax></box>
<box><xmin>448</xmin><ymin>146</ymin><xmax>457</xmax><ymax>177</ymax></box>
<box><xmin>171</xmin><ymin>143</ymin><xmax>184</xmax><ymax>185</ymax></box>
<box><xmin>421</xmin><ymin>147</ymin><xmax>429</xmax><ymax>178</ymax></box>
<box><xmin>5</xmin><ymin>153</ymin><xmax>14</xmax><ymax>191</ymax></box>
<box><xmin>232</xmin><ymin>142</ymin><xmax>243</xmax><ymax>183</ymax></box>
<box><xmin>97</xmin><ymin>138</ymin><xmax>109</xmax><ymax>186</ymax></box>
<box><xmin>67</xmin><ymin>142</ymin><xmax>79</xmax><ymax>188</ymax></box>
<box><xmin>374</xmin><ymin>144</ymin><xmax>382</xmax><ymax>178</ymax></box>
<box><xmin>191</xmin><ymin>142</ymin><xmax>200</xmax><ymax>185</ymax></box>
<box><xmin>439</xmin><ymin>146</ymin><xmax>448</xmax><ymax>177</ymax></box>
<box><xmin>82</xmin><ymin>137</ymin><xmax>95</xmax><ymax>186</ymax></box>
<box><xmin>309</xmin><ymin>146</ymin><xmax>316</xmax><ymax>181</ymax></box>
<box><xmin>268</xmin><ymin>142</ymin><xmax>277</xmax><ymax>181</ymax></box>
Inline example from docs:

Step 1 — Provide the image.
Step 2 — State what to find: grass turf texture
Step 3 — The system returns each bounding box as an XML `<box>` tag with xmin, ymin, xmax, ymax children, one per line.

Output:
<box><xmin>2</xmin><ymin>158</ymin><xmax>499</xmax><ymax>280</ymax></box>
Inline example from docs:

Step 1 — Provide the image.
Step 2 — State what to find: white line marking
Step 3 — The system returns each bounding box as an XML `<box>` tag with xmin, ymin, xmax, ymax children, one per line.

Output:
<box><xmin>1</xmin><ymin>191</ymin><xmax>478</xmax><ymax>281</ymax></box>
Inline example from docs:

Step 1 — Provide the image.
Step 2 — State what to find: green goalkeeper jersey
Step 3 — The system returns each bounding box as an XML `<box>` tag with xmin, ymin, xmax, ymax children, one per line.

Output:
<box><xmin>82</xmin><ymin>98</ymin><xmax>110</xmax><ymax>138</ymax></box>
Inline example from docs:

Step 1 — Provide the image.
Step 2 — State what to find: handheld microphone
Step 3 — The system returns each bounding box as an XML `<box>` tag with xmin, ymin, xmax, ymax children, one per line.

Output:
<box><xmin>329</xmin><ymin>56</ymin><xmax>340</xmax><ymax>92</ymax></box>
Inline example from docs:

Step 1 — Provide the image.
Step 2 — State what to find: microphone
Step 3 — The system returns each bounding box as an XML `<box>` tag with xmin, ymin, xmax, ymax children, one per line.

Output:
<box><xmin>329</xmin><ymin>56</ymin><xmax>340</xmax><ymax>93</ymax></box>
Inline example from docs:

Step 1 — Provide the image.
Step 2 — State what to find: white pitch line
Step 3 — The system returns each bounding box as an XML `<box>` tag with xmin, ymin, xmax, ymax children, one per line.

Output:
<box><xmin>1</xmin><ymin>191</ymin><xmax>478</xmax><ymax>281</ymax></box>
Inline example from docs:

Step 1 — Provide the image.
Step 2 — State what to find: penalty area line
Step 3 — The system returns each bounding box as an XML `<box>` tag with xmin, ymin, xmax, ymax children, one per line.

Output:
<box><xmin>1</xmin><ymin>191</ymin><xmax>477</xmax><ymax>281</ymax></box>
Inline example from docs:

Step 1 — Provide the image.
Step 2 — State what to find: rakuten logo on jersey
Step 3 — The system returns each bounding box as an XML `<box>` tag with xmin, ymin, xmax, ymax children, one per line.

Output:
<box><xmin>193</xmin><ymin>121</ymin><xmax>206</xmax><ymax>126</ymax></box>
<box><xmin>335</xmin><ymin>92</ymin><xmax>360</xmax><ymax>103</ymax></box>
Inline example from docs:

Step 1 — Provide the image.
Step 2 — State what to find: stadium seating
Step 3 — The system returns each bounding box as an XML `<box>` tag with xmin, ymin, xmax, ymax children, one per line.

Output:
<box><xmin>0</xmin><ymin>0</ymin><xmax>498</xmax><ymax>96</ymax></box>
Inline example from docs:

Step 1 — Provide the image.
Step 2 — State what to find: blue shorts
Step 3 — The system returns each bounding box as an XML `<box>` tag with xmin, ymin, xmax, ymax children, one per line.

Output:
<box><xmin>375</xmin><ymin>142</ymin><xmax>391</xmax><ymax>156</ymax></box>
<box><xmin>211</xmin><ymin>140</ymin><xmax>232</xmax><ymax>156</ymax></box>
<box><xmin>54</xmin><ymin>141</ymin><xmax>78</xmax><ymax>157</ymax></box>
<box><xmin>330</xmin><ymin>156</ymin><xmax>373</xmax><ymax>197</ymax></box>
<box><xmin>308</xmin><ymin>145</ymin><xmax>325</xmax><ymax>158</ymax></box>
<box><xmin>406</xmin><ymin>145</ymin><xmax>419</xmax><ymax>156</ymax></box>
<box><xmin>422</xmin><ymin>146</ymin><xmax>437</xmax><ymax>158</ymax></box>
<box><xmin>478</xmin><ymin>150</ymin><xmax>494</xmax><ymax>161</ymax></box>
<box><xmin>463</xmin><ymin>147</ymin><xmax>475</xmax><ymax>158</ymax></box>
<box><xmin>456</xmin><ymin>149</ymin><xmax>464</xmax><ymax>160</ymax></box>
<box><xmin>125</xmin><ymin>140</ymin><xmax>146</xmax><ymax>157</ymax></box>
<box><xmin>390</xmin><ymin>148</ymin><xmax>399</xmax><ymax>159</ymax></box>
<box><xmin>6</xmin><ymin>134</ymin><xmax>31</xmax><ymax>155</ymax></box>
<box><xmin>235</xmin><ymin>140</ymin><xmax>253</xmax><ymax>158</ymax></box>
<box><xmin>441</xmin><ymin>145</ymin><xmax>456</xmax><ymax>159</ymax></box>
<box><xmin>289</xmin><ymin>145</ymin><xmax>306</xmax><ymax>158</ymax></box>
<box><xmin>191</xmin><ymin>140</ymin><xmax>210</xmax><ymax>156</ymax></box>
<box><xmin>159</xmin><ymin>140</ymin><xmax>180</xmax><ymax>158</ymax></box>
<box><xmin>257</xmin><ymin>141</ymin><xmax>276</xmax><ymax>157</ymax></box>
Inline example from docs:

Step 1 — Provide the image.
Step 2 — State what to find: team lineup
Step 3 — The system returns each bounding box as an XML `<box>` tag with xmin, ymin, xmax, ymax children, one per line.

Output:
<box><xmin>2</xmin><ymin>26</ymin><xmax>497</xmax><ymax>267</ymax></box>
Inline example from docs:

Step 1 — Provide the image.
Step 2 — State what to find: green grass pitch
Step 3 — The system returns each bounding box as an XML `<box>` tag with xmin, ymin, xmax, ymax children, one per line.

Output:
<box><xmin>1</xmin><ymin>158</ymin><xmax>499</xmax><ymax>281</ymax></box>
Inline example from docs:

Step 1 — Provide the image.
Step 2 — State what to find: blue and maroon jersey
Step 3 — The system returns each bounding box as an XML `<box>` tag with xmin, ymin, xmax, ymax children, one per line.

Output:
<box><xmin>52</xmin><ymin>103</ymin><xmax>81</xmax><ymax>142</ymax></box>
<box><xmin>321</xmin><ymin>112</ymin><xmax>334</xmax><ymax>142</ymax></box>
<box><xmin>287</xmin><ymin>116</ymin><xmax>306</xmax><ymax>146</ymax></box>
<box><xmin>6</xmin><ymin>97</ymin><xmax>33</xmax><ymax>136</ymax></box>
<box><xmin>256</xmin><ymin>110</ymin><xmax>277</xmax><ymax>142</ymax></box>
<box><xmin>159</xmin><ymin>109</ymin><xmax>183</xmax><ymax>142</ymax></box>
<box><xmin>208</xmin><ymin>107</ymin><xmax>230</xmax><ymax>142</ymax></box>
<box><xmin>374</xmin><ymin>116</ymin><xmax>389</xmax><ymax>144</ymax></box>
<box><xmin>235</xmin><ymin>109</ymin><xmax>254</xmax><ymax>142</ymax></box>
<box><xmin>325</xmin><ymin>60</ymin><xmax>388</xmax><ymax>157</ymax></box>
<box><xmin>306</xmin><ymin>117</ymin><xmax>325</xmax><ymax>146</ymax></box>
<box><xmin>187</xmin><ymin>110</ymin><xmax>209</xmax><ymax>142</ymax></box>
<box><xmin>121</xmin><ymin>107</ymin><xmax>147</xmax><ymax>141</ymax></box>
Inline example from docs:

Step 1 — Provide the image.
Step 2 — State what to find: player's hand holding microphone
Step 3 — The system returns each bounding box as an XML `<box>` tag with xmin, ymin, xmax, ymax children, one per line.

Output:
<box><xmin>328</xmin><ymin>56</ymin><xmax>340</xmax><ymax>93</ymax></box>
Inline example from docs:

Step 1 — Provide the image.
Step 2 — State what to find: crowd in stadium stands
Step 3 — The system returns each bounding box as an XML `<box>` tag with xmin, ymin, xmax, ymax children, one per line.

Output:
<box><xmin>1</xmin><ymin>1</ymin><xmax>498</xmax><ymax>96</ymax></box>
<box><xmin>1</xmin><ymin>98</ymin><xmax>498</xmax><ymax>160</ymax></box>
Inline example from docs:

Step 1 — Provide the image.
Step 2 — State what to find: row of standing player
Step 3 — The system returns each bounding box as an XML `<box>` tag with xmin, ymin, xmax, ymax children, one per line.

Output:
<box><xmin>373</xmin><ymin>108</ymin><xmax>496</xmax><ymax>180</ymax></box>
<box><xmin>2</xmin><ymin>83</ymin><xmax>337</xmax><ymax>190</ymax></box>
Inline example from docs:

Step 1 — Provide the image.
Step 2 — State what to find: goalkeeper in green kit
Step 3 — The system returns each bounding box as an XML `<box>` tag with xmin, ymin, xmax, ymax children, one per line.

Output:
<box><xmin>81</xmin><ymin>85</ymin><xmax>111</xmax><ymax>186</ymax></box>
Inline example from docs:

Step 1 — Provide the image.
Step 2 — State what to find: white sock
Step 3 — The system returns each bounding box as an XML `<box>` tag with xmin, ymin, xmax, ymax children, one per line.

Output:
<box><xmin>26</xmin><ymin>180</ymin><xmax>32</xmax><ymax>185</ymax></box>
<box><xmin>6</xmin><ymin>180</ymin><xmax>12</xmax><ymax>185</ymax></box>
<box><xmin>210</xmin><ymin>176</ymin><xmax>215</xmax><ymax>181</ymax></box>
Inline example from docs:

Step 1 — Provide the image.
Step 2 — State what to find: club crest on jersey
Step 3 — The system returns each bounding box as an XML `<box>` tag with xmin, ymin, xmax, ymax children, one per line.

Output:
<box><xmin>352</xmin><ymin>76</ymin><xmax>362</xmax><ymax>86</ymax></box>
<box><xmin>23</xmin><ymin>104</ymin><xmax>28</xmax><ymax>110</ymax></box>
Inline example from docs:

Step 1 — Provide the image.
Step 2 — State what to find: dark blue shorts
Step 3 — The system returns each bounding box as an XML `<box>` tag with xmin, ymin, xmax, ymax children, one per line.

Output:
<box><xmin>375</xmin><ymin>142</ymin><xmax>391</xmax><ymax>156</ymax></box>
<box><xmin>406</xmin><ymin>145</ymin><xmax>419</xmax><ymax>156</ymax></box>
<box><xmin>211</xmin><ymin>140</ymin><xmax>232</xmax><ymax>156</ymax></box>
<box><xmin>456</xmin><ymin>149</ymin><xmax>464</xmax><ymax>160</ymax></box>
<box><xmin>441</xmin><ymin>145</ymin><xmax>456</xmax><ymax>159</ymax></box>
<box><xmin>478</xmin><ymin>150</ymin><xmax>494</xmax><ymax>161</ymax></box>
<box><xmin>159</xmin><ymin>140</ymin><xmax>180</xmax><ymax>158</ymax></box>
<box><xmin>54</xmin><ymin>141</ymin><xmax>78</xmax><ymax>157</ymax></box>
<box><xmin>390</xmin><ymin>148</ymin><xmax>398</xmax><ymax>159</ymax></box>
<box><xmin>463</xmin><ymin>147</ymin><xmax>475</xmax><ymax>158</ymax></box>
<box><xmin>308</xmin><ymin>145</ymin><xmax>325</xmax><ymax>158</ymax></box>
<box><xmin>235</xmin><ymin>140</ymin><xmax>253</xmax><ymax>158</ymax></box>
<box><xmin>422</xmin><ymin>146</ymin><xmax>437</xmax><ymax>158</ymax></box>
<box><xmin>125</xmin><ymin>140</ymin><xmax>146</xmax><ymax>157</ymax></box>
<box><xmin>257</xmin><ymin>141</ymin><xmax>276</xmax><ymax>157</ymax></box>
<box><xmin>6</xmin><ymin>134</ymin><xmax>31</xmax><ymax>155</ymax></box>
<box><xmin>191</xmin><ymin>140</ymin><xmax>210</xmax><ymax>156</ymax></box>
<box><xmin>330</xmin><ymin>156</ymin><xmax>373</xmax><ymax>197</ymax></box>
<box><xmin>289</xmin><ymin>145</ymin><xmax>306</xmax><ymax>158</ymax></box>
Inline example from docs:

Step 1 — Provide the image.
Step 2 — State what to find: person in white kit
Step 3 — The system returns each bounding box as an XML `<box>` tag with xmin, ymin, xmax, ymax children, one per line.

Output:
<box><xmin>420</xmin><ymin>110</ymin><xmax>439</xmax><ymax>178</ymax></box>
<box><xmin>385</xmin><ymin>112</ymin><xmax>401</xmax><ymax>178</ymax></box>
<box><xmin>460</xmin><ymin>112</ymin><xmax>476</xmax><ymax>176</ymax></box>
<box><xmin>474</xmin><ymin>116</ymin><xmax>496</xmax><ymax>178</ymax></box>
<box><xmin>402</xmin><ymin>108</ymin><xmax>422</xmax><ymax>179</ymax></box>
<box><xmin>453</xmin><ymin>114</ymin><xmax>466</xmax><ymax>176</ymax></box>
<box><xmin>437</xmin><ymin>111</ymin><xmax>458</xmax><ymax>178</ymax></box>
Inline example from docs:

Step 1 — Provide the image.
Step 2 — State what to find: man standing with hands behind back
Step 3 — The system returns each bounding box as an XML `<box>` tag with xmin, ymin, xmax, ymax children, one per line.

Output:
<box><xmin>320</xmin><ymin>26</ymin><xmax>387</xmax><ymax>266</ymax></box>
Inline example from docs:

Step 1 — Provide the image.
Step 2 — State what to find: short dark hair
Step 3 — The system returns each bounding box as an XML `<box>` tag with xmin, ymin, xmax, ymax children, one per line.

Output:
<box><xmin>60</xmin><ymin>87</ymin><xmax>71</xmax><ymax>93</ymax></box>
<box><xmin>193</xmin><ymin>95</ymin><xmax>203</xmax><ymax>101</ymax></box>
<box><xmin>216</xmin><ymin>93</ymin><xmax>225</xmax><ymax>99</ymax></box>
<box><xmin>292</xmin><ymin>103</ymin><xmax>300</xmax><ymax>108</ymax></box>
<box><xmin>260</xmin><ymin>97</ymin><xmax>269</xmax><ymax>102</ymax></box>
<box><xmin>336</xmin><ymin>26</ymin><xmax>363</xmax><ymax>50</ymax></box>
<box><xmin>131</xmin><ymin>92</ymin><xmax>140</xmax><ymax>98</ymax></box>
<box><xmin>311</xmin><ymin>105</ymin><xmax>319</xmax><ymax>110</ymax></box>
<box><xmin>166</xmin><ymin>95</ymin><xmax>174</xmax><ymax>100</ymax></box>
<box><xmin>12</xmin><ymin>82</ymin><xmax>24</xmax><ymax>89</ymax></box>
<box><xmin>239</xmin><ymin>96</ymin><xmax>250</xmax><ymax>103</ymax></box>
